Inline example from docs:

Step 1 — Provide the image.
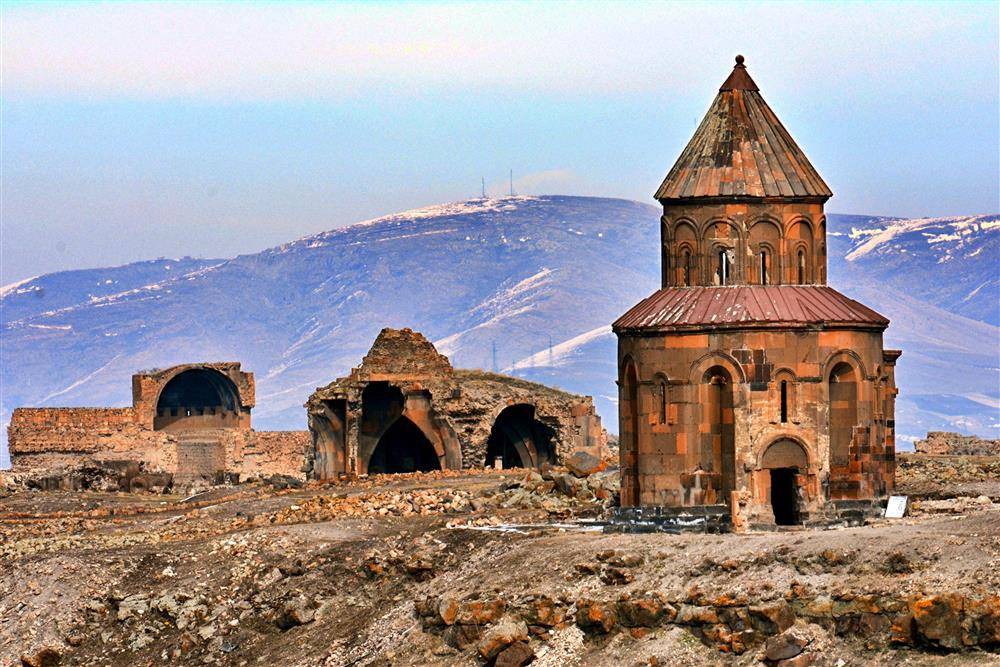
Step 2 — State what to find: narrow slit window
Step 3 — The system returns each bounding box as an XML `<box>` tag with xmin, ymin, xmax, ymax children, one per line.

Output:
<box><xmin>659</xmin><ymin>381</ymin><xmax>668</xmax><ymax>424</ymax></box>
<box><xmin>718</xmin><ymin>249</ymin><xmax>730</xmax><ymax>285</ymax></box>
<box><xmin>759</xmin><ymin>249</ymin><xmax>769</xmax><ymax>285</ymax></box>
<box><xmin>683</xmin><ymin>250</ymin><xmax>691</xmax><ymax>286</ymax></box>
<box><xmin>797</xmin><ymin>249</ymin><xmax>806</xmax><ymax>284</ymax></box>
<box><xmin>780</xmin><ymin>380</ymin><xmax>788</xmax><ymax>423</ymax></box>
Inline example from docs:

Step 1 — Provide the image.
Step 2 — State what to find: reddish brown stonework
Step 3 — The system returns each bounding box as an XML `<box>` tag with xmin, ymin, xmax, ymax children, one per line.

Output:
<box><xmin>614</xmin><ymin>57</ymin><xmax>900</xmax><ymax>526</ymax></box>
<box><xmin>305</xmin><ymin>328</ymin><xmax>607</xmax><ymax>480</ymax></box>
<box><xmin>8</xmin><ymin>362</ymin><xmax>310</xmax><ymax>484</ymax></box>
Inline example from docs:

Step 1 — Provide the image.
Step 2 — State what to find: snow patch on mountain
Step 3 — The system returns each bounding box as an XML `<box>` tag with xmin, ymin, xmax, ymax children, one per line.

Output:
<box><xmin>507</xmin><ymin>325</ymin><xmax>614</xmax><ymax>371</ymax></box>
<box><xmin>846</xmin><ymin>214</ymin><xmax>998</xmax><ymax>261</ymax></box>
<box><xmin>275</xmin><ymin>196</ymin><xmax>540</xmax><ymax>253</ymax></box>
<box><xmin>0</xmin><ymin>275</ymin><xmax>39</xmax><ymax>298</ymax></box>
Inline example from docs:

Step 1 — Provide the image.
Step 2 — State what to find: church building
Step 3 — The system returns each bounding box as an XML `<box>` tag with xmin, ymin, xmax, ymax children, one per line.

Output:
<box><xmin>613</xmin><ymin>56</ymin><xmax>900</xmax><ymax>528</ymax></box>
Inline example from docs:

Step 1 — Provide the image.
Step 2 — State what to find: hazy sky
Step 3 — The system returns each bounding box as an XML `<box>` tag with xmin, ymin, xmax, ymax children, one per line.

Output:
<box><xmin>2</xmin><ymin>1</ymin><xmax>998</xmax><ymax>284</ymax></box>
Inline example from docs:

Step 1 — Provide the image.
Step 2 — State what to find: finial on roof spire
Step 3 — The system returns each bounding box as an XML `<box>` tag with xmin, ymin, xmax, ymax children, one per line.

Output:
<box><xmin>720</xmin><ymin>54</ymin><xmax>758</xmax><ymax>92</ymax></box>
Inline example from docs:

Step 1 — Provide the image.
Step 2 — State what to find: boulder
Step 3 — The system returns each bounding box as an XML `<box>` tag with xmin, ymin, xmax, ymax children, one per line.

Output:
<box><xmin>456</xmin><ymin>599</ymin><xmax>506</xmax><ymax>626</ymax></box>
<box><xmin>565</xmin><ymin>451</ymin><xmax>605</xmax><ymax>478</ymax></box>
<box><xmin>520</xmin><ymin>595</ymin><xmax>563</xmax><ymax>628</ymax></box>
<box><xmin>749</xmin><ymin>601</ymin><xmax>796</xmax><ymax>634</ymax></box>
<box><xmin>19</xmin><ymin>647</ymin><xmax>61</xmax><ymax>667</ymax></box>
<box><xmin>477</xmin><ymin>617</ymin><xmax>529</xmax><ymax>661</ymax></box>
<box><xmin>910</xmin><ymin>594</ymin><xmax>963</xmax><ymax>649</ymax></box>
<box><xmin>575</xmin><ymin>598</ymin><xmax>617</xmax><ymax>633</ymax></box>
<box><xmin>764</xmin><ymin>630</ymin><xmax>807</xmax><ymax>661</ymax></box>
<box><xmin>617</xmin><ymin>592</ymin><xmax>676</xmax><ymax>627</ymax></box>
<box><xmin>494</xmin><ymin>640</ymin><xmax>534</xmax><ymax>667</ymax></box>
<box><xmin>438</xmin><ymin>597</ymin><xmax>460</xmax><ymax>626</ymax></box>
<box><xmin>276</xmin><ymin>596</ymin><xmax>315</xmax><ymax>630</ymax></box>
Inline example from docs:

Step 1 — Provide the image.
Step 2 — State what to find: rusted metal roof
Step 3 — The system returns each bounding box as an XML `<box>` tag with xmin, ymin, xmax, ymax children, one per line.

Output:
<box><xmin>654</xmin><ymin>56</ymin><xmax>832</xmax><ymax>202</ymax></box>
<box><xmin>613</xmin><ymin>286</ymin><xmax>888</xmax><ymax>333</ymax></box>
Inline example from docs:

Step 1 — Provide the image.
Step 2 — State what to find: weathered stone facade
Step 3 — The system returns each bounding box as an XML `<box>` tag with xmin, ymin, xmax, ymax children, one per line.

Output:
<box><xmin>305</xmin><ymin>328</ymin><xmax>607</xmax><ymax>480</ymax></box>
<box><xmin>614</xmin><ymin>57</ymin><xmax>900</xmax><ymax>527</ymax></box>
<box><xmin>8</xmin><ymin>362</ymin><xmax>310</xmax><ymax>484</ymax></box>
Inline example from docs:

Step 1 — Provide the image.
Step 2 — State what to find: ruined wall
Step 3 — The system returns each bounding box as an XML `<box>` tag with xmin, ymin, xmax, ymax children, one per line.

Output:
<box><xmin>617</xmin><ymin>327</ymin><xmax>898</xmax><ymax>518</ymax></box>
<box><xmin>8</xmin><ymin>407</ymin><xmax>176</xmax><ymax>471</ymax></box>
<box><xmin>229</xmin><ymin>431</ymin><xmax>312</xmax><ymax>479</ymax></box>
<box><xmin>131</xmin><ymin>362</ymin><xmax>255</xmax><ymax>430</ymax></box>
<box><xmin>305</xmin><ymin>328</ymin><xmax>607</xmax><ymax>480</ymax></box>
<box><xmin>914</xmin><ymin>432</ymin><xmax>999</xmax><ymax>457</ymax></box>
<box><xmin>9</xmin><ymin>407</ymin><xmax>309</xmax><ymax>482</ymax></box>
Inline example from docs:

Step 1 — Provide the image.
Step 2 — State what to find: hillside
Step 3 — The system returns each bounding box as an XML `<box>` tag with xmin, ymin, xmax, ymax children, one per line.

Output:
<box><xmin>2</xmin><ymin>196</ymin><xmax>997</xmax><ymax>466</ymax></box>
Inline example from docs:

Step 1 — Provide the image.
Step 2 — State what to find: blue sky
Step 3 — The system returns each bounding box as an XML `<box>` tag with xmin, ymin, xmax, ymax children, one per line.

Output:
<box><xmin>2</xmin><ymin>1</ymin><xmax>998</xmax><ymax>284</ymax></box>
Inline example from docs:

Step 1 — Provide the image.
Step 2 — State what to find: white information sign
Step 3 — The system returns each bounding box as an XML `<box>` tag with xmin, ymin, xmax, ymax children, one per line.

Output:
<box><xmin>885</xmin><ymin>495</ymin><xmax>908</xmax><ymax>519</ymax></box>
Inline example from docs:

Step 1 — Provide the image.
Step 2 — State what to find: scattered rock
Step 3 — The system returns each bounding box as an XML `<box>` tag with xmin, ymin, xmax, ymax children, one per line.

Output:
<box><xmin>764</xmin><ymin>629</ymin><xmax>807</xmax><ymax>661</ymax></box>
<box><xmin>477</xmin><ymin>617</ymin><xmax>529</xmax><ymax>661</ymax></box>
<box><xmin>565</xmin><ymin>450</ymin><xmax>605</xmax><ymax>478</ymax></box>
<box><xmin>575</xmin><ymin>598</ymin><xmax>617</xmax><ymax>633</ymax></box>
<box><xmin>276</xmin><ymin>596</ymin><xmax>315</xmax><ymax>630</ymax></box>
<box><xmin>494</xmin><ymin>640</ymin><xmax>534</xmax><ymax>667</ymax></box>
<box><xmin>20</xmin><ymin>647</ymin><xmax>61</xmax><ymax>667</ymax></box>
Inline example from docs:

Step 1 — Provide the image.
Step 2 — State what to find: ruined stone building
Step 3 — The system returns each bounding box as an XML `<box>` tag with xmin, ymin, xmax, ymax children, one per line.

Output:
<box><xmin>8</xmin><ymin>363</ymin><xmax>310</xmax><ymax>485</ymax></box>
<box><xmin>305</xmin><ymin>328</ymin><xmax>606</xmax><ymax>480</ymax></box>
<box><xmin>9</xmin><ymin>333</ymin><xmax>606</xmax><ymax>486</ymax></box>
<box><xmin>613</xmin><ymin>56</ymin><xmax>900</xmax><ymax>527</ymax></box>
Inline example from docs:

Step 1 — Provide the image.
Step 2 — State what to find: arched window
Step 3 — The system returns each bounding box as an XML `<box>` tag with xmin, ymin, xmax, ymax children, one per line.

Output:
<box><xmin>780</xmin><ymin>380</ymin><xmax>788</xmax><ymax>423</ymax></box>
<box><xmin>759</xmin><ymin>249</ymin><xmax>770</xmax><ymax>285</ymax></box>
<box><xmin>682</xmin><ymin>249</ymin><xmax>692</xmax><ymax>286</ymax></box>
<box><xmin>717</xmin><ymin>249</ymin><xmax>730</xmax><ymax>285</ymax></box>
<box><xmin>797</xmin><ymin>249</ymin><xmax>807</xmax><ymax>284</ymax></box>
<box><xmin>658</xmin><ymin>380</ymin><xmax>668</xmax><ymax>424</ymax></box>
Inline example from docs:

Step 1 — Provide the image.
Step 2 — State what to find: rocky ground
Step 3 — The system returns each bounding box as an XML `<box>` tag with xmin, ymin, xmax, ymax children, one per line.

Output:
<box><xmin>1</xmin><ymin>455</ymin><xmax>998</xmax><ymax>667</ymax></box>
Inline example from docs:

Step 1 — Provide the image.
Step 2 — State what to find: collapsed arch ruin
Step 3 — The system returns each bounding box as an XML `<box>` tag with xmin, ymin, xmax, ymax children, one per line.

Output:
<box><xmin>305</xmin><ymin>328</ymin><xmax>606</xmax><ymax>480</ymax></box>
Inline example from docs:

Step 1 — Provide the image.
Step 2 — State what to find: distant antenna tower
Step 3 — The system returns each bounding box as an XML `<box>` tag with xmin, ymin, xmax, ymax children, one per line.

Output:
<box><xmin>481</xmin><ymin>176</ymin><xmax>486</xmax><ymax>199</ymax></box>
<box><xmin>492</xmin><ymin>341</ymin><xmax>498</xmax><ymax>373</ymax></box>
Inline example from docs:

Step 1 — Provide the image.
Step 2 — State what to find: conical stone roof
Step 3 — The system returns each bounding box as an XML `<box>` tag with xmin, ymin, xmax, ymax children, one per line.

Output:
<box><xmin>655</xmin><ymin>55</ymin><xmax>832</xmax><ymax>202</ymax></box>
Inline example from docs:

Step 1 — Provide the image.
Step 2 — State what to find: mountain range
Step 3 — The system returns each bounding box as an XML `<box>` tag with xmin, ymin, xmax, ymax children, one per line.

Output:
<box><xmin>2</xmin><ymin>196</ymin><xmax>997</xmax><ymax>466</ymax></box>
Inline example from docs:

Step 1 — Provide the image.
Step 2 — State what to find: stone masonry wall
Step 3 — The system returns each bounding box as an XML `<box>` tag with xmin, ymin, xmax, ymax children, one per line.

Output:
<box><xmin>306</xmin><ymin>328</ymin><xmax>607</xmax><ymax>480</ymax></box>
<box><xmin>9</xmin><ymin>407</ymin><xmax>309</xmax><ymax>481</ymax></box>
<box><xmin>617</xmin><ymin>326</ymin><xmax>897</xmax><ymax>519</ymax></box>
<box><xmin>229</xmin><ymin>431</ymin><xmax>312</xmax><ymax>479</ymax></box>
<box><xmin>914</xmin><ymin>432</ymin><xmax>999</xmax><ymax>457</ymax></box>
<box><xmin>9</xmin><ymin>408</ymin><xmax>177</xmax><ymax>471</ymax></box>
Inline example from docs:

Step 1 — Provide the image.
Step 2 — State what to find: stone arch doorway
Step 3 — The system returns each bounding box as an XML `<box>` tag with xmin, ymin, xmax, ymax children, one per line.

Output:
<box><xmin>154</xmin><ymin>368</ymin><xmax>241</xmax><ymax>431</ymax></box>
<box><xmin>702</xmin><ymin>365</ymin><xmax>736</xmax><ymax>504</ymax></box>
<box><xmin>367</xmin><ymin>417</ymin><xmax>441</xmax><ymax>474</ymax></box>
<box><xmin>484</xmin><ymin>404</ymin><xmax>554</xmax><ymax>469</ymax></box>
<box><xmin>760</xmin><ymin>438</ymin><xmax>808</xmax><ymax>525</ymax></box>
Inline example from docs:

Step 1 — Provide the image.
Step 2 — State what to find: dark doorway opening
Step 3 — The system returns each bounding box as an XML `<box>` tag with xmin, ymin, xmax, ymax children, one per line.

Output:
<box><xmin>484</xmin><ymin>404</ymin><xmax>555</xmax><ymax>469</ymax></box>
<box><xmin>770</xmin><ymin>468</ymin><xmax>799</xmax><ymax>525</ymax></box>
<box><xmin>368</xmin><ymin>417</ymin><xmax>440</xmax><ymax>474</ymax></box>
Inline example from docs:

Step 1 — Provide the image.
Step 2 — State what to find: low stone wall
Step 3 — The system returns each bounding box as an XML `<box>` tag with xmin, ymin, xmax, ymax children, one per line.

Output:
<box><xmin>9</xmin><ymin>408</ymin><xmax>309</xmax><ymax>483</ymax></box>
<box><xmin>914</xmin><ymin>432</ymin><xmax>998</xmax><ymax>457</ymax></box>
<box><xmin>8</xmin><ymin>408</ymin><xmax>176</xmax><ymax>471</ymax></box>
<box><xmin>232</xmin><ymin>431</ymin><xmax>311</xmax><ymax>480</ymax></box>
